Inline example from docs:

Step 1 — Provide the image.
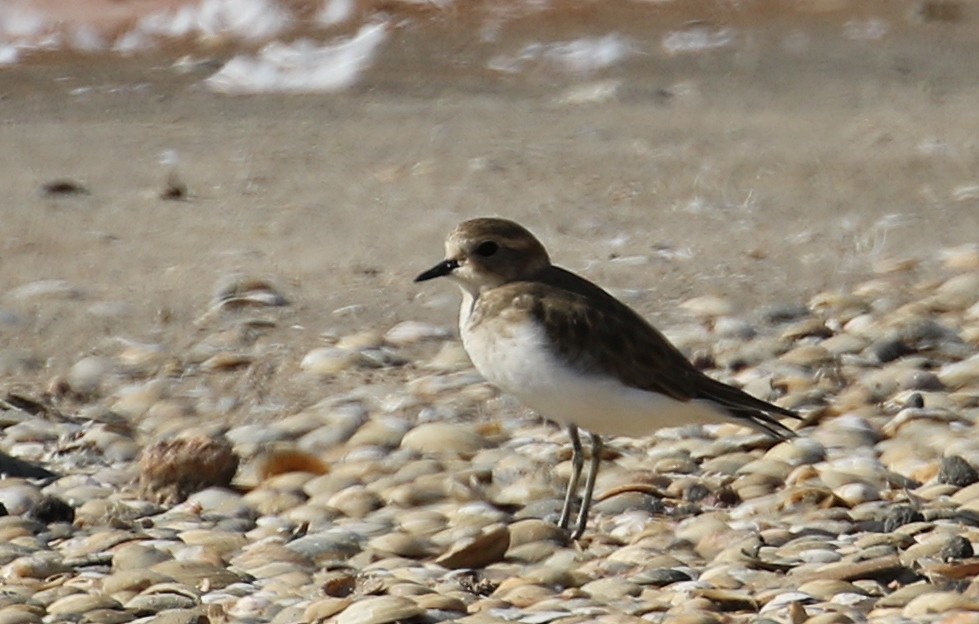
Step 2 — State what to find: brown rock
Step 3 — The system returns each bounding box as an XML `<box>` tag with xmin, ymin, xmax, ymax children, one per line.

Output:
<box><xmin>138</xmin><ymin>436</ymin><xmax>239</xmax><ymax>505</ymax></box>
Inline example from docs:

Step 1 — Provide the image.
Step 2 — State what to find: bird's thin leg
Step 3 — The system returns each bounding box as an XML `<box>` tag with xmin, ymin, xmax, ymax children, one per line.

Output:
<box><xmin>558</xmin><ymin>425</ymin><xmax>583</xmax><ymax>531</ymax></box>
<box><xmin>571</xmin><ymin>433</ymin><xmax>603</xmax><ymax>541</ymax></box>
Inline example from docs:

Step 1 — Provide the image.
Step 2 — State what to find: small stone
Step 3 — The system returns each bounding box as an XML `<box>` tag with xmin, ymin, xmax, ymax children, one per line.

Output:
<box><xmin>300</xmin><ymin>348</ymin><xmax>365</xmax><ymax>377</ymax></box>
<box><xmin>900</xmin><ymin>370</ymin><xmax>944</xmax><ymax>391</ymax></box>
<box><xmin>510</xmin><ymin>518</ymin><xmax>568</xmax><ymax>548</ymax></box>
<box><xmin>883</xmin><ymin>506</ymin><xmax>925</xmax><ymax>532</ymax></box>
<box><xmin>423</xmin><ymin>342</ymin><xmax>472</xmax><ymax>372</ymax></box>
<box><xmin>939</xmin><ymin>535</ymin><xmax>974</xmax><ymax>561</ymax></box>
<box><xmin>287</xmin><ymin>531</ymin><xmax>362</xmax><ymax>562</ymax></box>
<box><xmin>714</xmin><ymin>317</ymin><xmax>756</xmax><ymax>339</ymax></box>
<box><xmin>765</xmin><ymin>438</ymin><xmax>826</xmax><ymax>466</ymax></box>
<box><xmin>865</xmin><ymin>336</ymin><xmax>913</xmax><ymax>363</ymax></box>
<box><xmin>932</xmin><ymin>273</ymin><xmax>979</xmax><ymax>310</ymax></box>
<box><xmin>125</xmin><ymin>593</ymin><xmax>197</xmax><ymax>612</ymax></box>
<box><xmin>401</xmin><ymin>423</ymin><xmax>486</xmax><ymax>456</ymax></box>
<box><xmin>633</xmin><ymin>568</ymin><xmax>693</xmax><ymax>587</ymax></box>
<box><xmin>779</xmin><ymin>317</ymin><xmax>832</xmax><ymax>341</ymax></box>
<box><xmin>303</xmin><ymin>598</ymin><xmax>352</xmax><ymax>622</ymax></box>
<box><xmin>200</xmin><ymin>352</ymin><xmax>253</xmax><ymax>372</ymax></box>
<box><xmin>326</xmin><ymin>486</ymin><xmax>383</xmax><ymax>518</ymax></box>
<box><xmin>876</xmin><ymin>581</ymin><xmax>939</xmax><ymax>608</ymax></box>
<box><xmin>779</xmin><ymin>344</ymin><xmax>833</xmax><ymax>367</ymax></box>
<box><xmin>384</xmin><ymin>321</ymin><xmax>451</xmax><ymax>346</ymax></box>
<box><xmin>8</xmin><ymin>279</ymin><xmax>83</xmax><ymax>301</ymax></box>
<box><xmin>0</xmin><ymin>452</ymin><xmax>57</xmax><ymax>480</ymax></box>
<box><xmin>112</xmin><ymin>543</ymin><xmax>173</xmax><ymax>570</ymax></box>
<box><xmin>761</xmin><ymin>303</ymin><xmax>812</xmax><ymax>324</ymax></box>
<box><xmin>834</xmin><ymin>482</ymin><xmax>880</xmax><ymax>506</ymax></box>
<box><xmin>3</xmin><ymin>553</ymin><xmax>70</xmax><ymax>579</ymax></box>
<box><xmin>368</xmin><ymin>532</ymin><xmax>435</xmax><ymax>558</ymax></box>
<box><xmin>255</xmin><ymin>448</ymin><xmax>329</xmax><ymax>480</ymax></box>
<box><xmin>938</xmin><ymin>456</ymin><xmax>979</xmax><ymax>487</ymax></box>
<box><xmin>593</xmin><ymin>491</ymin><xmax>664</xmax><ymax>515</ymax></box>
<box><xmin>347</xmin><ymin>418</ymin><xmax>409</xmax><ymax>448</ymax></box>
<box><xmin>436</xmin><ymin>525</ymin><xmax>510</xmax><ymax>569</ymax></box>
<box><xmin>939</xmin><ymin>354</ymin><xmax>979</xmax><ymax>389</ymax></box>
<box><xmin>66</xmin><ymin>356</ymin><xmax>112</xmax><ymax>396</ymax></box>
<box><xmin>905</xmin><ymin>392</ymin><xmax>925</xmax><ymax>408</ymax></box>
<box><xmin>335</xmin><ymin>596</ymin><xmax>422</xmax><ymax>624</ymax></box>
<box><xmin>821</xmin><ymin>337</ymin><xmax>869</xmax><ymax>362</ymax></box>
<box><xmin>580</xmin><ymin>577</ymin><xmax>640</xmax><ymax>599</ymax></box>
<box><xmin>41</xmin><ymin>178</ymin><xmax>89</xmax><ymax>195</ymax></box>
<box><xmin>939</xmin><ymin>244</ymin><xmax>979</xmax><ymax>270</ymax></box>
<box><xmin>680</xmin><ymin>295</ymin><xmax>734</xmax><ymax>318</ymax></box>
<box><xmin>0</xmin><ymin>483</ymin><xmax>43</xmax><ymax>515</ymax></box>
<box><xmin>212</xmin><ymin>274</ymin><xmax>288</xmax><ymax>309</ymax></box>
<box><xmin>46</xmin><ymin>594</ymin><xmax>121</xmax><ymax>616</ymax></box>
<box><xmin>138</xmin><ymin>436</ymin><xmax>239</xmax><ymax>505</ymax></box>
<box><xmin>25</xmin><ymin>496</ymin><xmax>74</xmax><ymax>524</ymax></box>
<box><xmin>149</xmin><ymin>560</ymin><xmax>242</xmax><ymax>589</ymax></box>
<box><xmin>902</xmin><ymin>591</ymin><xmax>979</xmax><ymax>617</ymax></box>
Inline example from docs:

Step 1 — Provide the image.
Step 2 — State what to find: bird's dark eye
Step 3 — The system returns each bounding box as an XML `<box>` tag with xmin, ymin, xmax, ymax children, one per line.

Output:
<box><xmin>475</xmin><ymin>241</ymin><xmax>499</xmax><ymax>257</ymax></box>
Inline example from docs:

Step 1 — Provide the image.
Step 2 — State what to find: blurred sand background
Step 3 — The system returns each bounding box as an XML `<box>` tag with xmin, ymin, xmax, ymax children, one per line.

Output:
<box><xmin>1</xmin><ymin>0</ymin><xmax>978</xmax><ymax>412</ymax></box>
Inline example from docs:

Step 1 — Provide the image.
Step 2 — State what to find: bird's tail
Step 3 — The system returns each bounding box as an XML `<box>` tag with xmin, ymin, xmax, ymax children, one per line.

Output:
<box><xmin>696</xmin><ymin>375</ymin><xmax>801</xmax><ymax>440</ymax></box>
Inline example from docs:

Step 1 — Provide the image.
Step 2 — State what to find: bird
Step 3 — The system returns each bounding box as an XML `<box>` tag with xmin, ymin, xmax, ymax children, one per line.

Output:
<box><xmin>415</xmin><ymin>217</ymin><xmax>800</xmax><ymax>539</ymax></box>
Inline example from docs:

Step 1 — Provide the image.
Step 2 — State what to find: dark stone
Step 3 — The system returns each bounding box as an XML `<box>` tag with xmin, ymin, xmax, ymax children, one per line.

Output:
<box><xmin>883</xmin><ymin>506</ymin><xmax>925</xmax><ymax>533</ymax></box>
<box><xmin>905</xmin><ymin>392</ymin><xmax>925</xmax><ymax>409</ymax></box>
<box><xmin>633</xmin><ymin>567</ymin><xmax>693</xmax><ymax>587</ymax></box>
<box><xmin>0</xmin><ymin>451</ymin><xmax>57</xmax><ymax>480</ymax></box>
<box><xmin>900</xmin><ymin>370</ymin><xmax>944</xmax><ymax>392</ymax></box>
<box><xmin>40</xmin><ymin>179</ymin><xmax>89</xmax><ymax>196</ymax></box>
<box><xmin>938</xmin><ymin>456</ymin><xmax>979</xmax><ymax>487</ymax></box>
<box><xmin>27</xmin><ymin>496</ymin><xmax>75</xmax><ymax>524</ymax></box>
<box><xmin>899</xmin><ymin>319</ymin><xmax>957</xmax><ymax>346</ymax></box>
<box><xmin>759</xmin><ymin>304</ymin><xmax>811</xmax><ymax>324</ymax></box>
<box><xmin>940</xmin><ymin>535</ymin><xmax>974</xmax><ymax>561</ymax></box>
<box><xmin>683</xmin><ymin>482</ymin><xmax>711</xmax><ymax>503</ymax></box>
<box><xmin>867</xmin><ymin>336</ymin><xmax>913</xmax><ymax>363</ymax></box>
<box><xmin>593</xmin><ymin>492</ymin><xmax>665</xmax><ymax>516</ymax></box>
<box><xmin>715</xmin><ymin>486</ymin><xmax>741</xmax><ymax>507</ymax></box>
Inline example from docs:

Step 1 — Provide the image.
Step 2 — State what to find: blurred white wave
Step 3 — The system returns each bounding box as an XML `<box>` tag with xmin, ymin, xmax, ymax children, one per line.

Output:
<box><xmin>0</xmin><ymin>0</ymin><xmax>299</xmax><ymax>59</ymax></box>
<box><xmin>662</xmin><ymin>26</ymin><xmax>734</xmax><ymax>55</ymax></box>
<box><xmin>488</xmin><ymin>34</ymin><xmax>634</xmax><ymax>75</ymax></box>
<box><xmin>204</xmin><ymin>21</ymin><xmax>389</xmax><ymax>94</ymax></box>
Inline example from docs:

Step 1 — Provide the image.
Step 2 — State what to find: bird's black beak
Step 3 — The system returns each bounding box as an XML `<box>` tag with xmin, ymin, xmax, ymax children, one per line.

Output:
<box><xmin>414</xmin><ymin>259</ymin><xmax>459</xmax><ymax>282</ymax></box>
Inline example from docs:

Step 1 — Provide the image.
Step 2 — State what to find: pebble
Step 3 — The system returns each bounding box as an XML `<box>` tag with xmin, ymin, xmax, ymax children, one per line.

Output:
<box><xmin>8</xmin><ymin>280</ymin><xmax>83</xmax><ymax>301</ymax></box>
<box><xmin>300</xmin><ymin>347</ymin><xmax>367</xmax><ymax>376</ymax></box>
<box><xmin>938</xmin><ymin>455</ymin><xmax>979</xmax><ymax>487</ymax></box>
<box><xmin>436</xmin><ymin>524</ymin><xmax>510</xmax><ymax>569</ymax></box>
<box><xmin>680</xmin><ymin>295</ymin><xmax>734</xmax><ymax>318</ymax></box>
<box><xmin>939</xmin><ymin>244</ymin><xmax>979</xmax><ymax>271</ymax></box>
<box><xmin>66</xmin><ymin>356</ymin><xmax>113</xmax><ymax>396</ymax></box>
<box><xmin>383</xmin><ymin>321</ymin><xmax>451</xmax><ymax>346</ymax></box>
<box><xmin>938</xmin><ymin>353</ymin><xmax>979</xmax><ymax>388</ymax></box>
<box><xmin>138</xmin><ymin>436</ymin><xmax>239</xmax><ymax>505</ymax></box>
<box><xmin>335</xmin><ymin>596</ymin><xmax>422</xmax><ymax>624</ymax></box>
<box><xmin>400</xmin><ymin>422</ymin><xmax>487</xmax><ymax>456</ymax></box>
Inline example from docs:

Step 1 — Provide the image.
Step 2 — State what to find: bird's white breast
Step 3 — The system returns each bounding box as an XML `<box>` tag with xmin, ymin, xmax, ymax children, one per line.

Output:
<box><xmin>460</xmin><ymin>299</ymin><xmax>731</xmax><ymax>438</ymax></box>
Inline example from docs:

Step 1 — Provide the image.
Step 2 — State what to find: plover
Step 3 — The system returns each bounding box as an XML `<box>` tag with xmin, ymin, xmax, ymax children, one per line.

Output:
<box><xmin>416</xmin><ymin>218</ymin><xmax>799</xmax><ymax>539</ymax></box>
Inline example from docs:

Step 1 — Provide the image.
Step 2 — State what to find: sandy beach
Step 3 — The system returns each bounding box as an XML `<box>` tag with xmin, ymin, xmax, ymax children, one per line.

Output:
<box><xmin>1</xmin><ymin>2</ymin><xmax>979</xmax><ymax>622</ymax></box>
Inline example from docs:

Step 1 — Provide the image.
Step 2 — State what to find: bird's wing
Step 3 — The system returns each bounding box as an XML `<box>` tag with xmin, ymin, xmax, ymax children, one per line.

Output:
<box><xmin>494</xmin><ymin>266</ymin><xmax>800</xmax><ymax>438</ymax></box>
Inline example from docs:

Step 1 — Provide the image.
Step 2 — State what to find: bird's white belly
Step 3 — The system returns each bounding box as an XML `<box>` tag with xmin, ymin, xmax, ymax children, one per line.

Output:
<box><xmin>462</xmin><ymin>313</ymin><xmax>730</xmax><ymax>438</ymax></box>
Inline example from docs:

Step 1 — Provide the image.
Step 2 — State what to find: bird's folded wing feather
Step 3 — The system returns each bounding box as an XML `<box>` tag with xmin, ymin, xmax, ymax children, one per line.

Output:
<box><xmin>489</xmin><ymin>266</ymin><xmax>800</xmax><ymax>435</ymax></box>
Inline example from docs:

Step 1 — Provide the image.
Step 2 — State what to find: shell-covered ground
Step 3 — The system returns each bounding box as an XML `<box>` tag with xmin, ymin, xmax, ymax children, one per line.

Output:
<box><xmin>3</xmin><ymin>239</ymin><xmax>979</xmax><ymax>624</ymax></box>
